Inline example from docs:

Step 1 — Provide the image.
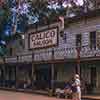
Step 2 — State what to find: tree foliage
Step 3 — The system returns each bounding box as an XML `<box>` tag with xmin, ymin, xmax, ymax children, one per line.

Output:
<box><xmin>0</xmin><ymin>1</ymin><xmax>11</xmax><ymax>56</ymax></box>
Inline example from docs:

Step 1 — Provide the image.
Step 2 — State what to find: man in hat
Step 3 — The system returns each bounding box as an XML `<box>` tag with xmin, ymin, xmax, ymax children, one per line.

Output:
<box><xmin>72</xmin><ymin>74</ymin><xmax>81</xmax><ymax>100</ymax></box>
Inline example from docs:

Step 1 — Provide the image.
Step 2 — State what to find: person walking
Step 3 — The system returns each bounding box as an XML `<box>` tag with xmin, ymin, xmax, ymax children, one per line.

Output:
<box><xmin>72</xmin><ymin>74</ymin><xmax>81</xmax><ymax>100</ymax></box>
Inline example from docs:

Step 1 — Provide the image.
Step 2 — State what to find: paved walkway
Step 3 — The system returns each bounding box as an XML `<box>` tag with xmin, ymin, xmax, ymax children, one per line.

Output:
<box><xmin>82</xmin><ymin>95</ymin><xmax>100</xmax><ymax>100</ymax></box>
<box><xmin>0</xmin><ymin>90</ymin><xmax>70</xmax><ymax>100</ymax></box>
<box><xmin>0</xmin><ymin>89</ymin><xmax>100</xmax><ymax>100</ymax></box>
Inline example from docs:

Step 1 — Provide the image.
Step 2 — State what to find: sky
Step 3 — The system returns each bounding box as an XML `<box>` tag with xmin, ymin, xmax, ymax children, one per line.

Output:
<box><xmin>76</xmin><ymin>0</ymin><xmax>84</xmax><ymax>6</ymax></box>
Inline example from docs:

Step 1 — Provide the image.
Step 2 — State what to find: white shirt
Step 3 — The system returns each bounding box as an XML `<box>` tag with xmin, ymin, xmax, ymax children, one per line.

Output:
<box><xmin>75</xmin><ymin>78</ymin><xmax>81</xmax><ymax>93</ymax></box>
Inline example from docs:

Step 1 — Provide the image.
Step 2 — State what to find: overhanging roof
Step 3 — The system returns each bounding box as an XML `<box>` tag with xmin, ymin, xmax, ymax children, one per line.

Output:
<box><xmin>65</xmin><ymin>9</ymin><xmax>100</xmax><ymax>25</ymax></box>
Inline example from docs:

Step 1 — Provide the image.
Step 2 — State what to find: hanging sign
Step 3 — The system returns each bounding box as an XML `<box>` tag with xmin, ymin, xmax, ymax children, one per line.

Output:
<box><xmin>29</xmin><ymin>27</ymin><xmax>58</xmax><ymax>49</ymax></box>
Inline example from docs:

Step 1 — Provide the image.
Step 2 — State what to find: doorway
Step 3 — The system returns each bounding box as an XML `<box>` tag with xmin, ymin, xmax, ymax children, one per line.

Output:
<box><xmin>35</xmin><ymin>64</ymin><xmax>51</xmax><ymax>90</ymax></box>
<box><xmin>16</xmin><ymin>63</ymin><xmax>32</xmax><ymax>89</ymax></box>
<box><xmin>90</xmin><ymin>67</ymin><xmax>97</xmax><ymax>88</ymax></box>
<box><xmin>5</xmin><ymin>65</ymin><xmax>16</xmax><ymax>88</ymax></box>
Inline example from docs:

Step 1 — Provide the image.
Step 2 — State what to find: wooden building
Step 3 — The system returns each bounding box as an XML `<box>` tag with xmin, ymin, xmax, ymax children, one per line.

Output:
<box><xmin>0</xmin><ymin>10</ymin><xmax>100</xmax><ymax>94</ymax></box>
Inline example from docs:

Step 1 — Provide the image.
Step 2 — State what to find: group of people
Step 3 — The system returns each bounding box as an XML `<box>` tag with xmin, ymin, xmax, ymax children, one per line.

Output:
<box><xmin>55</xmin><ymin>74</ymin><xmax>81</xmax><ymax>100</ymax></box>
<box><xmin>63</xmin><ymin>74</ymin><xmax>81</xmax><ymax>100</ymax></box>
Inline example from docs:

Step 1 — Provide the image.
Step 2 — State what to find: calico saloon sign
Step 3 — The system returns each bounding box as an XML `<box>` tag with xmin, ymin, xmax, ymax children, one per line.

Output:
<box><xmin>29</xmin><ymin>27</ymin><xmax>58</xmax><ymax>49</ymax></box>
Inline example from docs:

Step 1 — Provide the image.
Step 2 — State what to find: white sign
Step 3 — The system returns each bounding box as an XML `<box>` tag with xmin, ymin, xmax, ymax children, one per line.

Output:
<box><xmin>29</xmin><ymin>27</ymin><xmax>58</xmax><ymax>49</ymax></box>
<box><xmin>5</xmin><ymin>57</ymin><xmax>17</xmax><ymax>63</ymax></box>
<box><xmin>19</xmin><ymin>55</ymin><xmax>32</xmax><ymax>62</ymax></box>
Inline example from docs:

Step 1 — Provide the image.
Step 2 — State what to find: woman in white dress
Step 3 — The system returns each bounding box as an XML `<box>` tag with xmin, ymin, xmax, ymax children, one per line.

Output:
<box><xmin>72</xmin><ymin>74</ymin><xmax>81</xmax><ymax>100</ymax></box>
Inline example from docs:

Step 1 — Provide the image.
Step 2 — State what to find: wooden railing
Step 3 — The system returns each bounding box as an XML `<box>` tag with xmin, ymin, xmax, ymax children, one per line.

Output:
<box><xmin>2</xmin><ymin>46</ymin><xmax>100</xmax><ymax>63</ymax></box>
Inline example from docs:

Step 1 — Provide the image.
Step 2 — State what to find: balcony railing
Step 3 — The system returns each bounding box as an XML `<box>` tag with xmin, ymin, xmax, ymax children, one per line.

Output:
<box><xmin>2</xmin><ymin>46</ymin><xmax>100</xmax><ymax>63</ymax></box>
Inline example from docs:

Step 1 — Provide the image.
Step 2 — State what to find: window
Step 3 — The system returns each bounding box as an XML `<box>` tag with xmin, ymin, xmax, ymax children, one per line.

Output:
<box><xmin>96</xmin><ymin>31</ymin><xmax>100</xmax><ymax>49</ymax></box>
<box><xmin>90</xmin><ymin>31</ymin><xmax>96</xmax><ymax>49</ymax></box>
<box><xmin>63</xmin><ymin>32</ymin><xmax>67</xmax><ymax>43</ymax></box>
<box><xmin>91</xmin><ymin>67</ymin><xmax>97</xmax><ymax>87</ymax></box>
<box><xmin>19</xmin><ymin>34</ymin><xmax>25</xmax><ymax>49</ymax></box>
<box><xmin>76</xmin><ymin>34</ymin><xmax>82</xmax><ymax>48</ymax></box>
<box><xmin>9</xmin><ymin>47</ymin><xmax>13</xmax><ymax>56</ymax></box>
<box><xmin>21</xmin><ymin>34</ymin><xmax>25</xmax><ymax>40</ymax></box>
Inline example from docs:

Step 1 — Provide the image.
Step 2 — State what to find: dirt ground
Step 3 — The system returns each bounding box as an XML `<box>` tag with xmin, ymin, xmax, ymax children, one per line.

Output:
<box><xmin>0</xmin><ymin>90</ymin><xmax>70</xmax><ymax>100</ymax></box>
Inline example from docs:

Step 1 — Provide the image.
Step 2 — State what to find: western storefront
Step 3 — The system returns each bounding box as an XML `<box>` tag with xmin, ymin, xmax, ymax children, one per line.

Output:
<box><xmin>1</xmin><ymin>16</ymin><xmax>100</xmax><ymax>95</ymax></box>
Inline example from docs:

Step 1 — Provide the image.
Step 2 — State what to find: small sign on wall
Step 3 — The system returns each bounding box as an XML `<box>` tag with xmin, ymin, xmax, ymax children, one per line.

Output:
<box><xmin>18</xmin><ymin>55</ymin><xmax>32</xmax><ymax>62</ymax></box>
<box><xmin>29</xmin><ymin>27</ymin><xmax>58</xmax><ymax>49</ymax></box>
<box><xmin>5</xmin><ymin>57</ymin><xmax>17</xmax><ymax>63</ymax></box>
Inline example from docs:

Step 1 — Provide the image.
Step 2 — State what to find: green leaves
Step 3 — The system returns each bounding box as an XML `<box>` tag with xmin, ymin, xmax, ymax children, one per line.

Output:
<box><xmin>0</xmin><ymin>44</ymin><xmax>7</xmax><ymax>57</ymax></box>
<box><xmin>0</xmin><ymin>2</ymin><xmax>10</xmax><ymax>34</ymax></box>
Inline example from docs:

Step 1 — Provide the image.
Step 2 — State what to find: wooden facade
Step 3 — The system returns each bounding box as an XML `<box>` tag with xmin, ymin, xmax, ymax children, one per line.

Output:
<box><xmin>1</xmin><ymin>12</ymin><xmax>100</xmax><ymax>94</ymax></box>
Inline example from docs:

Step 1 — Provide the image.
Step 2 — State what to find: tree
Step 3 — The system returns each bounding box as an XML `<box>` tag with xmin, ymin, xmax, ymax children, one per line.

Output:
<box><xmin>0</xmin><ymin>1</ymin><xmax>11</xmax><ymax>56</ymax></box>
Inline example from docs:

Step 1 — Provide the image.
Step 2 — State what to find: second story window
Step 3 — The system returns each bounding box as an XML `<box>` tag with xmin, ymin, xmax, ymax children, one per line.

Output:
<box><xmin>96</xmin><ymin>31</ymin><xmax>100</xmax><ymax>49</ymax></box>
<box><xmin>9</xmin><ymin>47</ymin><xmax>13</xmax><ymax>56</ymax></box>
<box><xmin>19</xmin><ymin>34</ymin><xmax>25</xmax><ymax>49</ymax></box>
<box><xmin>63</xmin><ymin>32</ymin><xmax>67</xmax><ymax>43</ymax></box>
<box><xmin>76</xmin><ymin>34</ymin><xmax>82</xmax><ymax>48</ymax></box>
<box><xmin>90</xmin><ymin>31</ymin><xmax>96</xmax><ymax>49</ymax></box>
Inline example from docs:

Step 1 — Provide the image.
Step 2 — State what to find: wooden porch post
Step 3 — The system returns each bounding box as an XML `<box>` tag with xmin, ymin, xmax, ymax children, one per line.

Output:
<box><xmin>15</xmin><ymin>56</ymin><xmax>19</xmax><ymax>89</ymax></box>
<box><xmin>2</xmin><ymin>64</ymin><xmax>5</xmax><ymax>87</ymax></box>
<box><xmin>76</xmin><ymin>47</ymin><xmax>81</xmax><ymax>75</ymax></box>
<box><xmin>32</xmin><ymin>52</ymin><xmax>35</xmax><ymax>90</ymax></box>
<box><xmin>51</xmin><ymin>63</ymin><xmax>54</xmax><ymax>90</ymax></box>
<box><xmin>15</xmin><ymin>65</ymin><xmax>18</xmax><ymax>89</ymax></box>
<box><xmin>3</xmin><ymin>58</ymin><xmax>5</xmax><ymax>87</ymax></box>
<box><xmin>51</xmin><ymin>49</ymin><xmax>54</xmax><ymax>93</ymax></box>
